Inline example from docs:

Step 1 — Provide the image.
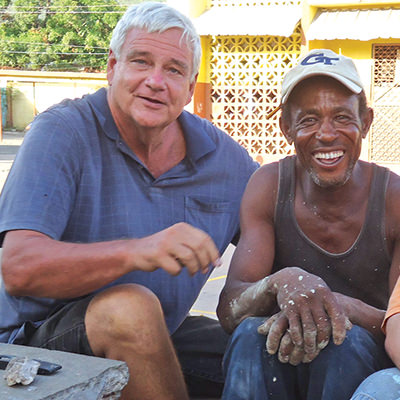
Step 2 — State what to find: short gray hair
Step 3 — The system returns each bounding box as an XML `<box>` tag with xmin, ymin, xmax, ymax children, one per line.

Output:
<box><xmin>110</xmin><ymin>2</ymin><xmax>201</xmax><ymax>82</ymax></box>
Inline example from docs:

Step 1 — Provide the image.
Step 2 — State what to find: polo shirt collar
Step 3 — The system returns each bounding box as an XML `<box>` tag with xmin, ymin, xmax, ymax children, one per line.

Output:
<box><xmin>88</xmin><ymin>88</ymin><xmax>216</xmax><ymax>163</ymax></box>
<box><xmin>177</xmin><ymin>111</ymin><xmax>216</xmax><ymax>163</ymax></box>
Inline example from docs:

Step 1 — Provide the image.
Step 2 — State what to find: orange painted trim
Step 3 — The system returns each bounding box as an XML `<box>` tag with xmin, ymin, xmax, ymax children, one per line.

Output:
<box><xmin>193</xmin><ymin>81</ymin><xmax>212</xmax><ymax>121</ymax></box>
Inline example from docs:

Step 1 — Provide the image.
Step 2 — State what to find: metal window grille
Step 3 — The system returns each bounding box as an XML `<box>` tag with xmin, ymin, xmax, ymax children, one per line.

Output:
<box><xmin>371</xmin><ymin>44</ymin><xmax>400</xmax><ymax>163</ymax></box>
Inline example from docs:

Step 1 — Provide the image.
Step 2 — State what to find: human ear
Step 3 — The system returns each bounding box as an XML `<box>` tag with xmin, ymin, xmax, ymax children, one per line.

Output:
<box><xmin>361</xmin><ymin>107</ymin><xmax>374</xmax><ymax>139</ymax></box>
<box><xmin>279</xmin><ymin>116</ymin><xmax>294</xmax><ymax>145</ymax></box>
<box><xmin>185</xmin><ymin>73</ymin><xmax>198</xmax><ymax>106</ymax></box>
<box><xmin>106</xmin><ymin>49</ymin><xmax>117</xmax><ymax>86</ymax></box>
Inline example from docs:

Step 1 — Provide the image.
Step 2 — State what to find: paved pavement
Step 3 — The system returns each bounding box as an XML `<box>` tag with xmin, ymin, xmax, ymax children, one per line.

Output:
<box><xmin>0</xmin><ymin>130</ymin><xmax>231</xmax><ymax>319</ymax></box>
<box><xmin>191</xmin><ymin>245</ymin><xmax>233</xmax><ymax>319</ymax></box>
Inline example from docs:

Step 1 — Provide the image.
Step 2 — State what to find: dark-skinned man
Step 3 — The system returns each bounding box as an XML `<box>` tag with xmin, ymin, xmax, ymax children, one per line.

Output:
<box><xmin>217</xmin><ymin>49</ymin><xmax>400</xmax><ymax>400</ymax></box>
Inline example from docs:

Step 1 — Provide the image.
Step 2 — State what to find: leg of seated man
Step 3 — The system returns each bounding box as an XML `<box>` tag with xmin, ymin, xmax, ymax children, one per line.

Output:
<box><xmin>350</xmin><ymin>368</ymin><xmax>400</xmax><ymax>400</ymax></box>
<box><xmin>222</xmin><ymin>318</ymin><xmax>392</xmax><ymax>400</ymax></box>
<box><xmin>298</xmin><ymin>325</ymin><xmax>392</xmax><ymax>400</ymax></box>
<box><xmin>172</xmin><ymin>315</ymin><xmax>230</xmax><ymax>398</ymax></box>
<box><xmin>26</xmin><ymin>283</ymin><xmax>189</xmax><ymax>400</ymax></box>
<box><xmin>222</xmin><ymin>316</ymin><xmax>298</xmax><ymax>400</ymax></box>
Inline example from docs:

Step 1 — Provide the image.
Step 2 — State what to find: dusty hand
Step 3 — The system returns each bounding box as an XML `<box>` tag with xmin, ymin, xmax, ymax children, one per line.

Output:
<box><xmin>258</xmin><ymin>312</ymin><xmax>321</xmax><ymax>365</ymax></box>
<box><xmin>131</xmin><ymin>222</ymin><xmax>221</xmax><ymax>276</ymax></box>
<box><xmin>270</xmin><ymin>267</ymin><xmax>349</xmax><ymax>356</ymax></box>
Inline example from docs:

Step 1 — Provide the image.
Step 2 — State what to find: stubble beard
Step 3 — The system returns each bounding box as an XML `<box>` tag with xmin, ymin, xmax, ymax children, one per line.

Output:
<box><xmin>308</xmin><ymin>159</ymin><xmax>356</xmax><ymax>189</ymax></box>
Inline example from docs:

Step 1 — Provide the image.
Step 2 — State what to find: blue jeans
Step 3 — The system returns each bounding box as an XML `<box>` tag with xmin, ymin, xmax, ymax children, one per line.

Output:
<box><xmin>222</xmin><ymin>317</ymin><xmax>392</xmax><ymax>400</ymax></box>
<box><xmin>351</xmin><ymin>368</ymin><xmax>400</xmax><ymax>400</ymax></box>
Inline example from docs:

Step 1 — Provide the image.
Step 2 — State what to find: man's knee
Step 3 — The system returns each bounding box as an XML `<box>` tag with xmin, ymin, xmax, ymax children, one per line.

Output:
<box><xmin>85</xmin><ymin>284</ymin><xmax>166</xmax><ymax>355</ymax></box>
<box><xmin>322</xmin><ymin>325</ymin><xmax>380</xmax><ymax>361</ymax></box>
<box><xmin>312</xmin><ymin>325</ymin><xmax>388</xmax><ymax>378</ymax></box>
<box><xmin>351</xmin><ymin>368</ymin><xmax>400</xmax><ymax>400</ymax></box>
<box><xmin>225</xmin><ymin>316</ymin><xmax>266</xmax><ymax>361</ymax></box>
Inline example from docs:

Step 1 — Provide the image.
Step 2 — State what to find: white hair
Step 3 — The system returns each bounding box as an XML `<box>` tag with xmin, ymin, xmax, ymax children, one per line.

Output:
<box><xmin>110</xmin><ymin>2</ymin><xmax>201</xmax><ymax>82</ymax></box>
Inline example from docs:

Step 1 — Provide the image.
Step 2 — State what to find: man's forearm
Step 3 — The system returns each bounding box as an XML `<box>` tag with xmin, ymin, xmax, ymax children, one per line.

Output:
<box><xmin>3</xmin><ymin>223</ymin><xmax>221</xmax><ymax>299</ymax></box>
<box><xmin>336</xmin><ymin>293</ymin><xmax>385</xmax><ymax>342</ymax></box>
<box><xmin>385</xmin><ymin>314</ymin><xmax>400</xmax><ymax>368</ymax></box>
<box><xmin>217</xmin><ymin>276</ymin><xmax>277</xmax><ymax>333</ymax></box>
<box><xmin>2</xmin><ymin>231</ymin><xmax>134</xmax><ymax>298</ymax></box>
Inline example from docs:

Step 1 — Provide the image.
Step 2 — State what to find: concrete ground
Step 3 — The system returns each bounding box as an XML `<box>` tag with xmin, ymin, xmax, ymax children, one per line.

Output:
<box><xmin>0</xmin><ymin>129</ymin><xmax>231</xmax><ymax>319</ymax></box>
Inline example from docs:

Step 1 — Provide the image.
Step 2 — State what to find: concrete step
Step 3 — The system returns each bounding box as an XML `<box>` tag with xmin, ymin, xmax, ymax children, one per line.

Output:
<box><xmin>0</xmin><ymin>343</ymin><xmax>128</xmax><ymax>399</ymax></box>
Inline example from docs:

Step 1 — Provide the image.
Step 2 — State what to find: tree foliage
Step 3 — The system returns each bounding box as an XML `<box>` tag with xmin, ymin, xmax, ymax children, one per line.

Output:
<box><xmin>0</xmin><ymin>0</ymin><xmax>163</xmax><ymax>72</ymax></box>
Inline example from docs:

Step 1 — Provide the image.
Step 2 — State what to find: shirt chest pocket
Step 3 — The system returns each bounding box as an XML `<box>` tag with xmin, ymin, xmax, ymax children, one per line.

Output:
<box><xmin>184</xmin><ymin>196</ymin><xmax>239</xmax><ymax>249</ymax></box>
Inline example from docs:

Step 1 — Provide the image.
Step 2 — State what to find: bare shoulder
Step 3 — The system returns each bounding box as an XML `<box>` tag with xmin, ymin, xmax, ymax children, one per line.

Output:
<box><xmin>386</xmin><ymin>168</ymin><xmax>400</xmax><ymax>206</ymax></box>
<box><xmin>246</xmin><ymin>160</ymin><xmax>280</xmax><ymax>192</ymax></box>
<box><xmin>242</xmin><ymin>161</ymin><xmax>280</xmax><ymax>209</ymax></box>
<box><xmin>236</xmin><ymin>160</ymin><xmax>281</xmax><ymax>232</ymax></box>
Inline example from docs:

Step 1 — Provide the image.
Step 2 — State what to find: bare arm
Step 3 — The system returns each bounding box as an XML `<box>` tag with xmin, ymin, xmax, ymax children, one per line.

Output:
<box><xmin>382</xmin><ymin>175</ymin><xmax>400</xmax><ymax>365</ymax></box>
<box><xmin>385</xmin><ymin>314</ymin><xmax>400</xmax><ymax>368</ymax></box>
<box><xmin>333</xmin><ymin>292</ymin><xmax>385</xmax><ymax>342</ymax></box>
<box><xmin>2</xmin><ymin>223</ymin><xmax>220</xmax><ymax>299</ymax></box>
<box><xmin>217</xmin><ymin>164</ymin><xmax>347</xmax><ymax>349</ymax></box>
<box><xmin>217</xmin><ymin>163</ymin><xmax>348</xmax><ymax>363</ymax></box>
<box><xmin>217</xmin><ymin>164</ymin><xmax>279</xmax><ymax>333</ymax></box>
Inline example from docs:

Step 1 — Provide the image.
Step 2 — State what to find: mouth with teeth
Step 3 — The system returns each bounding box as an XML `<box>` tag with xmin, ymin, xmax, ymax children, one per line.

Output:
<box><xmin>313</xmin><ymin>150</ymin><xmax>344</xmax><ymax>165</ymax></box>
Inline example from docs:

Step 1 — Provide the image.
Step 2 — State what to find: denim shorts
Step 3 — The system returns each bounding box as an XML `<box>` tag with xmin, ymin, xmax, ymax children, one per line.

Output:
<box><xmin>23</xmin><ymin>294</ymin><xmax>229</xmax><ymax>397</ymax></box>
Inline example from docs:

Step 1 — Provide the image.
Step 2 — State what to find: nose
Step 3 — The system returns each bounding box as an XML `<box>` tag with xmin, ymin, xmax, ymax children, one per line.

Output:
<box><xmin>145</xmin><ymin>68</ymin><xmax>166</xmax><ymax>91</ymax></box>
<box><xmin>315</xmin><ymin>118</ymin><xmax>338</xmax><ymax>143</ymax></box>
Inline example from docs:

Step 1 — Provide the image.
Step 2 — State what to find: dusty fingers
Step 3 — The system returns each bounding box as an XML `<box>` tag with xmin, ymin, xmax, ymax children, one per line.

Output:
<box><xmin>257</xmin><ymin>312</ymin><xmax>315</xmax><ymax>366</ymax></box>
<box><xmin>258</xmin><ymin>311</ymin><xmax>288</xmax><ymax>355</ymax></box>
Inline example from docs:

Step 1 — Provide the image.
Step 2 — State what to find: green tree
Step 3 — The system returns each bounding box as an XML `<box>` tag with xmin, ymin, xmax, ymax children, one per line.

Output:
<box><xmin>0</xmin><ymin>0</ymin><xmax>164</xmax><ymax>72</ymax></box>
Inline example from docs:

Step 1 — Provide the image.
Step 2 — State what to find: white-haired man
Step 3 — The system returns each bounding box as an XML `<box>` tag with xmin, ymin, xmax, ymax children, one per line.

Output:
<box><xmin>0</xmin><ymin>3</ymin><xmax>257</xmax><ymax>399</ymax></box>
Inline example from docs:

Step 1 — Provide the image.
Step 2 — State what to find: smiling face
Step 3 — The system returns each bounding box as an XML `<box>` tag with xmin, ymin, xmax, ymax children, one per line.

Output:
<box><xmin>106</xmin><ymin>27</ymin><xmax>196</xmax><ymax>134</ymax></box>
<box><xmin>280</xmin><ymin>76</ymin><xmax>373</xmax><ymax>188</ymax></box>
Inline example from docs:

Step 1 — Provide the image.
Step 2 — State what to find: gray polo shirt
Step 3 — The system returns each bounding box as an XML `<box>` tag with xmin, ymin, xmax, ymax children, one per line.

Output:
<box><xmin>0</xmin><ymin>88</ymin><xmax>257</xmax><ymax>343</ymax></box>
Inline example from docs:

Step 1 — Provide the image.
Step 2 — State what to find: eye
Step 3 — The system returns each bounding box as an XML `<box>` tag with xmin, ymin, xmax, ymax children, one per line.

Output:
<box><xmin>334</xmin><ymin>113</ymin><xmax>356</xmax><ymax>126</ymax></box>
<box><xmin>168</xmin><ymin>67</ymin><xmax>183</xmax><ymax>75</ymax></box>
<box><xmin>298</xmin><ymin>116</ymin><xmax>317</xmax><ymax>128</ymax></box>
<box><xmin>131</xmin><ymin>58</ymin><xmax>147</xmax><ymax>66</ymax></box>
<box><xmin>335</xmin><ymin>114</ymin><xmax>351</xmax><ymax>122</ymax></box>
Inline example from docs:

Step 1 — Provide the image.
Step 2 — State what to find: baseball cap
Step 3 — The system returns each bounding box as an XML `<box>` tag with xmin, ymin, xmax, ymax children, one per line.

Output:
<box><xmin>280</xmin><ymin>49</ymin><xmax>364</xmax><ymax>105</ymax></box>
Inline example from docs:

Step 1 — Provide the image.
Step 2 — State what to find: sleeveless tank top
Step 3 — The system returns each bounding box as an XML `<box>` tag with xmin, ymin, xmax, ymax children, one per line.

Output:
<box><xmin>273</xmin><ymin>156</ymin><xmax>391</xmax><ymax>310</ymax></box>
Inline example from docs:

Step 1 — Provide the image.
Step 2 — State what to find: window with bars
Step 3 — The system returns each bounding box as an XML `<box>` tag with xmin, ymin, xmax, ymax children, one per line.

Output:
<box><xmin>371</xmin><ymin>44</ymin><xmax>400</xmax><ymax>163</ymax></box>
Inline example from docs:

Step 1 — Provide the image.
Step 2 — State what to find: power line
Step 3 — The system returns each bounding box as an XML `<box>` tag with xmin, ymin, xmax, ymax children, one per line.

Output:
<box><xmin>2</xmin><ymin>5</ymin><xmax>126</xmax><ymax>8</ymax></box>
<box><xmin>1</xmin><ymin>50</ymin><xmax>107</xmax><ymax>55</ymax></box>
<box><xmin>0</xmin><ymin>4</ymin><xmax>127</xmax><ymax>14</ymax></box>
<box><xmin>0</xmin><ymin>10</ymin><xmax>125</xmax><ymax>14</ymax></box>
<box><xmin>0</xmin><ymin>40</ymin><xmax>109</xmax><ymax>50</ymax></box>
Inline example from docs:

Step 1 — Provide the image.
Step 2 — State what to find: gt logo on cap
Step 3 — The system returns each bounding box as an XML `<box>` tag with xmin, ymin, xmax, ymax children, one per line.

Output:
<box><xmin>301</xmin><ymin>53</ymin><xmax>340</xmax><ymax>66</ymax></box>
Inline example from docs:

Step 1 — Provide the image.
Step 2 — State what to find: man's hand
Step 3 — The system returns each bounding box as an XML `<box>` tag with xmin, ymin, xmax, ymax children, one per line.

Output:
<box><xmin>258</xmin><ymin>309</ymin><xmax>352</xmax><ymax>366</ymax></box>
<box><xmin>258</xmin><ymin>311</ymin><xmax>308</xmax><ymax>365</ymax></box>
<box><xmin>262</xmin><ymin>267</ymin><xmax>350</xmax><ymax>361</ymax></box>
<box><xmin>258</xmin><ymin>311</ymin><xmax>324</xmax><ymax>365</ymax></box>
<box><xmin>132</xmin><ymin>222</ymin><xmax>221</xmax><ymax>276</ymax></box>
